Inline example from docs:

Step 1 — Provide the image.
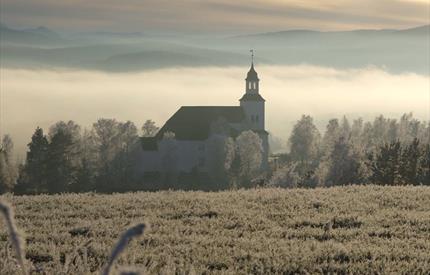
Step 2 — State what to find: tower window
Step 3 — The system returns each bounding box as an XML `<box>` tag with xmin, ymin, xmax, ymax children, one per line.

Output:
<box><xmin>256</xmin><ymin>115</ymin><xmax>259</xmax><ymax>122</ymax></box>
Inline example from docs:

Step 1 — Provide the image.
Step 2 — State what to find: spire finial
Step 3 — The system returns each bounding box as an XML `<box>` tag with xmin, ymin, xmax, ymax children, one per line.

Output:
<box><xmin>250</xmin><ymin>49</ymin><xmax>254</xmax><ymax>65</ymax></box>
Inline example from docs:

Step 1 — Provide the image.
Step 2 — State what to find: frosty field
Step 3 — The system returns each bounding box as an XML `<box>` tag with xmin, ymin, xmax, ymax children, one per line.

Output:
<box><xmin>1</xmin><ymin>186</ymin><xmax>430</xmax><ymax>274</ymax></box>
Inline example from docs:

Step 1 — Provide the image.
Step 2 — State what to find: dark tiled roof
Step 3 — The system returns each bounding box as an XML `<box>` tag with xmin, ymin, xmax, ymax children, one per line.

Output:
<box><xmin>239</xmin><ymin>93</ymin><xmax>265</xmax><ymax>102</ymax></box>
<box><xmin>141</xmin><ymin>137</ymin><xmax>158</xmax><ymax>151</ymax></box>
<box><xmin>155</xmin><ymin>106</ymin><xmax>245</xmax><ymax>140</ymax></box>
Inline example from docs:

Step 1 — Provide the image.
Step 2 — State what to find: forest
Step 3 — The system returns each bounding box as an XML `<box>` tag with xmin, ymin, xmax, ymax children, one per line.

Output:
<box><xmin>0</xmin><ymin>113</ymin><xmax>429</xmax><ymax>194</ymax></box>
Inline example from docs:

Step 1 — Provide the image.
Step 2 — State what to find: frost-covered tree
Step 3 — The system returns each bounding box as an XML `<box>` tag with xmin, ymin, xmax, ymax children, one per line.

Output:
<box><xmin>289</xmin><ymin>115</ymin><xmax>321</xmax><ymax>163</ymax></box>
<box><xmin>321</xmin><ymin>119</ymin><xmax>340</xmax><ymax>156</ymax></box>
<box><xmin>0</xmin><ymin>135</ymin><xmax>17</xmax><ymax>193</ymax></box>
<box><xmin>207</xmin><ymin>134</ymin><xmax>235</xmax><ymax>185</ymax></box>
<box><xmin>340</xmin><ymin>116</ymin><xmax>351</xmax><ymax>139</ymax></box>
<box><xmin>141</xmin><ymin>119</ymin><xmax>159</xmax><ymax>137</ymax></box>
<box><xmin>269</xmin><ymin>162</ymin><xmax>302</xmax><ymax>188</ymax></box>
<box><xmin>70</xmin><ymin>129</ymin><xmax>98</xmax><ymax>192</ymax></box>
<box><xmin>93</xmin><ymin>119</ymin><xmax>140</xmax><ymax>192</ymax></box>
<box><xmin>233</xmin><ymin>130</ymin><xmax>263</xmax><ymax>187</ymax></box>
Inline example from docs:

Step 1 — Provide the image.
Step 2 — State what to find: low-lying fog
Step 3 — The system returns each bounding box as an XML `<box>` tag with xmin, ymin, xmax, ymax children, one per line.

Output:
<box><xmin>1</xmin><ymin>65</ymin><xmax>429</xmax><ymax>157</ymax></box>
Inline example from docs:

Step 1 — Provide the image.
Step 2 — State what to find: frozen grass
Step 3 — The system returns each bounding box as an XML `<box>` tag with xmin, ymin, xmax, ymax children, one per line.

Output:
<box><xmin>0</xmin><ymin>186</ymin><xmax>430</xmax><ymax>274</ymax></box>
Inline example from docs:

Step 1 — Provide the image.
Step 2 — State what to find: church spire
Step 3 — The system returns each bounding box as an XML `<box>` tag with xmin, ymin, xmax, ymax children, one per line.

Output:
<box><xmin>245</xmin><ymin>50</ymin><xmax>259</xmax><ymax>93</ymax></box>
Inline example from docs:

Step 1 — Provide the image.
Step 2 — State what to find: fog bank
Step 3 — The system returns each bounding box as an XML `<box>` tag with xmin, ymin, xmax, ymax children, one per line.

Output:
<box><xmin>1</xmin><ymin>65</ymin><xmax>428</xmax><ymax>156</ymax></box>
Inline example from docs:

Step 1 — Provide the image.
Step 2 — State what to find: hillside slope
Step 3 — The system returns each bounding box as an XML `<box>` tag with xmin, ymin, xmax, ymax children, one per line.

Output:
<box><xmin>1</xmin><ymin>186</ymin><xmax>429</xmax><ymax>274</ymax></box>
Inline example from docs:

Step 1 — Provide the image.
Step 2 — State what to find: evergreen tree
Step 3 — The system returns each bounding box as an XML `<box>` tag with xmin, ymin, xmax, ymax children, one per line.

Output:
<box><xmin>326</xmin><ymin>136</ymin><xmax>362</xmax><ymax>185</ymax></box>
<box><xmin>417</xmin><ymin>143</ymin><xmax>430</xmax><ymax>185</ymax></box>
<box><xmin>399</xmin><ymin>138</ymin><xmax>420</xmax><ymax>185</ymax></box>
<box><xmin>15</xmin><ymin>128</ymin><xmax>49</xmax><ymax>194</ymax></box>
<box><xmin>369</xmin><ymin>141</ymin><xmax>402</xmax><ymax>185</ymax></box>
<box><xmin>46</xmin><ymin>128</ymin><xmax>76</xmax><ymax>193</ymax></box>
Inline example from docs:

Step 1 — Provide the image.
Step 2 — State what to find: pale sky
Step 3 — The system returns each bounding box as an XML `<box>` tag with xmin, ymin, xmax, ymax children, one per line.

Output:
<box><xmin>1</xmin><ymin>0</ymin><xmax>429</xmax><ymax>33</ymax></box>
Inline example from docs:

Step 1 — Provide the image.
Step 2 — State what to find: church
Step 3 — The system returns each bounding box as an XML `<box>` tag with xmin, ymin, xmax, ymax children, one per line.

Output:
<box><xmin>140</xmin><ymin>59</ymin><xmax>269</xmax><ymax>183</ymax></box>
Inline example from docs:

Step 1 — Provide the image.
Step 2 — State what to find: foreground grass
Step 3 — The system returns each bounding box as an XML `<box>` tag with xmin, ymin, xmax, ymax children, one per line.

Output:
<box><xmin>1</xmin><ymin>186</ymin><xmax>430</xmax><ymax>274</ymax></box>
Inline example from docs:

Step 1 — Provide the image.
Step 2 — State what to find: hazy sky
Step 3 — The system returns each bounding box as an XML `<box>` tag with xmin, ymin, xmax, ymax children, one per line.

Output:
<box><xmin>1</xmin><ymin>0</ymin><xmax>428</xmax><ymax>33</ymax></box>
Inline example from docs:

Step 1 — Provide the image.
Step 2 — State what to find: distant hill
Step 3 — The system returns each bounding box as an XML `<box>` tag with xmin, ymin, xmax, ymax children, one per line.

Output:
<box><xmin>0</xmin><ymin>42</ymin><xmax>252</xmax><ymax>71</ymax></box>
<box><xmin>0</xmin><ymin>24</ymin><xmax>67</xmax><ymax>46</ymax></box>
<box><xmin>395</xmin><ymin>25</ymin><xmax>430</xmax><ymax>36</ymax></box>
<box><xmin>0</xmin><ymin>24</ymin><xmax>428</xmax><ymax>74</ymax></box>
<box><xmin>233</xmin><ymin>25</ymin><xmax>429</xmax><ymax>40</ymax></box>
<box><xmin>224</xmin><ymin>25</ymin><xmax>429</xmax><ymax>74</ymax></box>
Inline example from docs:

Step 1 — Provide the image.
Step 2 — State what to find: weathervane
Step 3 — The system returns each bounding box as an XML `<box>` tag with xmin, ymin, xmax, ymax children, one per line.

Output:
<box><xmin>250</xmin><ymin>49</ymin><xmax>254</xmax><ymax>64</ymax></box>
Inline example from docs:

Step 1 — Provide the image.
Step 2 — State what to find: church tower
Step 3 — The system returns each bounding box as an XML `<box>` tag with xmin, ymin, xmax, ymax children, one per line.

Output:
<box><xmin>240</xmin><ymin>51</ymin><xmax>265</xmax><ymax>131</ymax></box>
<box><xmin>239</xmin><ymin>51</ymin><xmax>269</xmax><ymax>170</ymax></box>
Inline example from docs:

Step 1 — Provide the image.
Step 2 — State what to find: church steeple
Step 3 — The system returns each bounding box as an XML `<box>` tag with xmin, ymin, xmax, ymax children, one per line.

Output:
<box><xmin>240</xmin><ymin>50</ymin><xmax>265</xmax><ymax>133</ymax></box>
<box><xmin>246</xmin><ymin>50</ymin><xmax>259</xmax><ymax>94</ymax></box>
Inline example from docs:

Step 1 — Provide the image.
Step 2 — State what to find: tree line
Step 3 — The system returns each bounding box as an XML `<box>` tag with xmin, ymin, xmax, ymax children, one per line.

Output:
<box><xmin>0</xmin><ymin>113</ymin><xmax>428</xmax><ymax>194</ymax></box>
<box><xmin>1</xmin><ymin>119</ymin><xmax>159</xmax><ymax>194</ymax></box>
<box><xmin>271</xmin><ymin>113</ymin><xmax>429</xmax><ymax>187</ymax></box>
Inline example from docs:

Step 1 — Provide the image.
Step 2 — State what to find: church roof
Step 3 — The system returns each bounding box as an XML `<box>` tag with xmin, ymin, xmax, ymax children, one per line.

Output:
<box><xmin>155</xmin><ymin>106</ymin><xmax>245</xmax><ymax>141</ymax></box>
<box><xmin>239</xmin><ymin>93</ymin><xmax>265</xmax><ymax>102</ymax></box>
